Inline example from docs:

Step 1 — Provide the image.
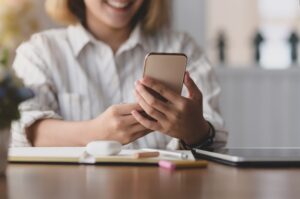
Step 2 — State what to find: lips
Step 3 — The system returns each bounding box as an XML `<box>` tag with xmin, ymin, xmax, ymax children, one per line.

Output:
<box><xmin>105</xmin><ymin>0</ymin><xmax>134</xmax><ymax>9</ymax></box>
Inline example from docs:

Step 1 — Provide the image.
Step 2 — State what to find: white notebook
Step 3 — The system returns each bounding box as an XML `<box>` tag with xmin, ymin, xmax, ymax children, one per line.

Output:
<box><xmin>8</xmin><ymin>147</ymin><xmax>195</xmax><ymax>165</ymax></box>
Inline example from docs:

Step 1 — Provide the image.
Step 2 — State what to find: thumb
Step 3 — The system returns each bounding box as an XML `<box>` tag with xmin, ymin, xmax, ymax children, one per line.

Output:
<box><xmin>184</xmin><ymin>71</ymin><xmax>202</xmax><ymax>100</ymax></box>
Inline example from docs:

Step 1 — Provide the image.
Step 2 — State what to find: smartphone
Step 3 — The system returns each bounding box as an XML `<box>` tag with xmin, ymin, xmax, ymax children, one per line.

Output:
<box><xmin>143</xmin><ymin>52</ymin><xmax>187</xmax><ymax>101</ymax></box>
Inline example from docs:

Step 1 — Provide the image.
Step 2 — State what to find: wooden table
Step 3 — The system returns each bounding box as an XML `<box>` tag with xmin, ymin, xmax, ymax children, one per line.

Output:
<box><xmin>1</xmin><ymin>162</ymin><xmax>300</xmax><ymax>199</ymax></box>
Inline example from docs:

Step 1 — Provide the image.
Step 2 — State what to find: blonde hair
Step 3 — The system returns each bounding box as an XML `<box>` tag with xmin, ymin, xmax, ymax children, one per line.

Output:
<box><xmin>45</xmin><ymin>0</ymin><xmax>169</xmax><ymax>34</ymax></box>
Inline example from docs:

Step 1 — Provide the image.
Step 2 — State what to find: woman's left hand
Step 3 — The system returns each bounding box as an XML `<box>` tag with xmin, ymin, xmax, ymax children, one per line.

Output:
<box><xmin>132</xmin><ymin>72</ymin><xmax>210</xmax><ymax>145</ymax></box>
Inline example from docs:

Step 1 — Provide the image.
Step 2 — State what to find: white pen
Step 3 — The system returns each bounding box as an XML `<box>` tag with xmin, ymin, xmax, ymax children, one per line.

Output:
<box><xmin>142</xmin><ymin>148</ymin><xmax>189</xmax><ymax>160</ymax></box>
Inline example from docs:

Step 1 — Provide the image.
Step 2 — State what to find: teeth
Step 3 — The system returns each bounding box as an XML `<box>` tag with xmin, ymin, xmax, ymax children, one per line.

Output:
<box><xmin>106</xmin><ymin>0</ymin><xmax>130</xmax><ymax>9</ymax></box>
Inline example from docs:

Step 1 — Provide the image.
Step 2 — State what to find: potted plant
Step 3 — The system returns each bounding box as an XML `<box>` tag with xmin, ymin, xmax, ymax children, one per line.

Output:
<box><xmin>0</xmin><ymin>0</ymin><xmax>37</xmax><ymax>176</ymax></box>
<box><xmin>0</xmin><ymin>51</ymin><xmax>34</xmax><ymax>176</ymax></box>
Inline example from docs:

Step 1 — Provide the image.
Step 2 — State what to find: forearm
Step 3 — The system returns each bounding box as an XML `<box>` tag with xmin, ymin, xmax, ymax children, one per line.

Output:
<box><xmin>26</xmin><ymin>103</ymin><xmax>149</xmax><ymax>147</ymax></box>
<box><xmin>27</xmin><ymin>119</ymin><xmax>95</xmax><ymax>147</ymax></box>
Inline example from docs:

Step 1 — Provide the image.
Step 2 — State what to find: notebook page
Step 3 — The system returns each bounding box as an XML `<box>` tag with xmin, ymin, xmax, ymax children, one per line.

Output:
<box><xmin>9</xmin><ymin>147</ymin><xmax>85</xmax><ymax>158</ymax></box>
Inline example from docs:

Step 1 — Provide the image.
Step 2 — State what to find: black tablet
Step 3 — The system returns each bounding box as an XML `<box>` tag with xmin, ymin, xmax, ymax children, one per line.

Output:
<box><xmin>193</xmin><ymin>148</ymin><xmax>300</xmax><ymax>167</ymax></box>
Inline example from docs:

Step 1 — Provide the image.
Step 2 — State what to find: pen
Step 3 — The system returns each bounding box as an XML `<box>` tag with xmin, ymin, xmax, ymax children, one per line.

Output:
<box><xmin>133</xmin><ymin>151</ymin><xmax>160</xmax><ymax>159</ymax></box>
<box><xmin>142</xmin><ymin>149</ymin><xmax>189</xmax><ymax>160</ymax></box>
<box><xmin>158</xmin><ymin>160</ymin><xmax>208</xmax><ymax>170</ymax></box>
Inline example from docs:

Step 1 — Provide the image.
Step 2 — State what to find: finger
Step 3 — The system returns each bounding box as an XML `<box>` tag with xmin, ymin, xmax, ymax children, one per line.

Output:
<box><xmin>140</xmin><ymin>77</ymin><xmax>182</xmax><ymax>104</ymax></box>
<box><xmin>129</xmin><ymin>123</ymin><xmax>149</xmax><ymax>133</ymax></box>
<box><xmin>184</xmin><ymin>71</ymin><xmax>202</xmax><ymax>100</ymax></box>
<box><xmin>113</xmin><ymin>103</ymin><xmax>143</xmax><ymax>115</ymax></box>
<box><xmin>134</xmin><ymin>89</ymin><xmax>166</xmax><ymax>121</ymax></box>
<box><xmin>131</xmin><ymin>110</ymin><xmax>161</xmax><ymax>131</ymax></box>
<box><xmin>121</xmin><ymin>114</ymin><xmax>141</xmax><ymax>125</ymax></box>
<box><xmin>135</xmin><ymin>82</ymin><xmax>171</xmax><ymax>115</ymax></box>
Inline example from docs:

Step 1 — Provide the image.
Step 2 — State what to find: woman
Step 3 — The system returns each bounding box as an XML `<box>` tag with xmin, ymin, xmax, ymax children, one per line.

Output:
<box><xmin>11</xmin><ymin>0</ymin><xmax>227</xmax><ymax>149</ymax></box>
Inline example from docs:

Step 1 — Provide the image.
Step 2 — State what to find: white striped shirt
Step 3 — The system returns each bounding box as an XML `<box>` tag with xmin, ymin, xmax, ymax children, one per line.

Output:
<box><xmin>11</xmin><ymin>24</ymin><xmax>228</xmax><ymax>149</ymax></box>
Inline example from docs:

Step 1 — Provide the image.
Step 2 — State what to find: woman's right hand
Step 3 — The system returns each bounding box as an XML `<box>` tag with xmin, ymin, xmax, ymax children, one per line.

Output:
<box><xmin>88</xmin><ymin>103</ymin><xmax>151</xmax><ymax>144</ymax></box>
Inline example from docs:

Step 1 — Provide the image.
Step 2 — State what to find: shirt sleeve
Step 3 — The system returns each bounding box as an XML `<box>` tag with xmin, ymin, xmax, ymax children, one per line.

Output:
<box><xmin>10</xmin><ymin>35</ymin><xmax>62</xmax><ymax>147</ymax></box>
<box><xmin>189</xmin><ymin>56</ymin><xmax>228</xmax><ymax>149</ymax></box>
<box><xmin>167</xmin><ymin>33</ymin><xmax>228</xmax><ymax>150</ymax></box>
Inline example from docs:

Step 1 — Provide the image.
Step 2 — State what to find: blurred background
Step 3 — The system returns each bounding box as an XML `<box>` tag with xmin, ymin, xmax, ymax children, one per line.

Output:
<box><xmin>1</xmin><ymin>0</ymin><xmax>300</xmax><ymax>147</ymax></box>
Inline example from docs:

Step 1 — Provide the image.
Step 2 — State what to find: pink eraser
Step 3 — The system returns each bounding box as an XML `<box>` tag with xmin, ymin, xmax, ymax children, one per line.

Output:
<box><xmin>158</xmin><ymin>160</ymin><xmax>176</xmax><ymax>170</ymax></box>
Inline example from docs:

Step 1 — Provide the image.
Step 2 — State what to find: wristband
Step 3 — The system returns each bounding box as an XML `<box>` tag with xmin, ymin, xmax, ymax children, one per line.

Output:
<box><xmin>180</xmin><ymin>121</ymin><xmax>216</xmax><ymax>150</ymax></box>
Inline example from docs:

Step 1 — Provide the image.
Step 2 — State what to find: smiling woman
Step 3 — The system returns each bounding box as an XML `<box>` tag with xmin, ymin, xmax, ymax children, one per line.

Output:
<box><xmin>11</xmin><ymin>0</ymin><xmax>227</xmax><ymax>149</ymax></box>
<box><xmin>45</xmin><ymin>0</ymin><xmax>169</xmax><ymax>34</ymax></box>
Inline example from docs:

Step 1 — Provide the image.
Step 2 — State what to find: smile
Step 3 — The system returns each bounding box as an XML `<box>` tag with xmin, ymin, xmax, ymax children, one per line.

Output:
<box><xmin>105</xmin><ymin>0</ymin><xmax>134</xmax><ymax>9</ymax></box>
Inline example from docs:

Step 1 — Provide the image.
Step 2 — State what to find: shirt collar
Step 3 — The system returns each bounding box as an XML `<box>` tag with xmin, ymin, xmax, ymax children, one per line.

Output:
<box><xmin>68</xmin><ymin>24</ymin><xmax>150</xmax><ymax>57</ymax></box>
<box><xmin>116</xmin><ymin>24</ymin><xmax>150</xmax><ymax>55</ymax></box>
<box><xmin>67</xmin><ymin>24</ymin><xmax>91</xmax><ymax>57</ymax></box>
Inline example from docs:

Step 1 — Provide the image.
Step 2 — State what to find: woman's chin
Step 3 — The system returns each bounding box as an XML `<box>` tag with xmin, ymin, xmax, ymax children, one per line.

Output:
<box><xmin>105</xmin><ymin>20</ymin><xmax>132</xmax><ymax>30</ymax></box>
<box><xmin>101</xmin><ymin>15</ymin><xmax>132</xmax><ymax>29</ymax></box>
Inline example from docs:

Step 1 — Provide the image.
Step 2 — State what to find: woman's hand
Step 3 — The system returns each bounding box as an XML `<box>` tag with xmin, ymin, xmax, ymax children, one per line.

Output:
<box><xmin>132</xmin><ymin>72</ymin><xmax>209</xmax><ymax>145</ymax></box>
<box><xmin>88</xmin><ymin>103</ymin><xmax>151</xmax><ymax>145</ymax></box>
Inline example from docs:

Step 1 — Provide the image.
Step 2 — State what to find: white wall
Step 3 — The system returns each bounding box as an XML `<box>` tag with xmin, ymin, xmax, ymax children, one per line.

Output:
<box><xmin>217</xmin><ymin>68</ymin><xmax>300</xmax><ymax>147</ymax></box>
<box><xmin>172</xmin><ymin>0</ymin><xmax>206</xmax><ymax>48</ymax></box>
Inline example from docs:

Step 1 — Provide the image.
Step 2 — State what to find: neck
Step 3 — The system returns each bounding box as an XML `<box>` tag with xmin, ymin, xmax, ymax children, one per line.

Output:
<box><xmin>86</xmin><ymin>13</ymin><xmax>131</xmax><ymax>53</ymax></box>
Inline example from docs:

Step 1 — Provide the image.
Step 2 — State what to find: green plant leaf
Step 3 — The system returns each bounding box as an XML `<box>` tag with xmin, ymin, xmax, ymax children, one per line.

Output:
<box><xmin>0</xmin><ymin>48</ymin><xmax>9</xmax><ymax>67</ymax></box>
